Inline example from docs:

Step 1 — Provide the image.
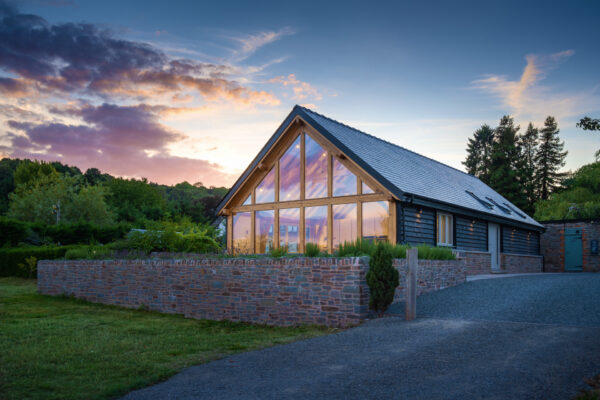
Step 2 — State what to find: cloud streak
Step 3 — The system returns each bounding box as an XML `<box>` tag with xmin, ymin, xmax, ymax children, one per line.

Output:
<box><xmin>471</xmin><ymin>50</ymin><xmax>599</xmax><ymax>122</ymax></box>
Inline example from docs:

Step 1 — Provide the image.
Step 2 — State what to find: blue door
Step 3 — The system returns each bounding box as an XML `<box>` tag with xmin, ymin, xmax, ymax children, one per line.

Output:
<box><xmin>565</xmin><ymin>228</ymin><xmax>583</xmax><ymax>272</ymax></box>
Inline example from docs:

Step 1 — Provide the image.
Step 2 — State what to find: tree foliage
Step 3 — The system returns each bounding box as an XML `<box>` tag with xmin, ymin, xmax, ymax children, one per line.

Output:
<box><xmin>519</xmin><ymin>123</ymin><xmax>539</xmax><ymax>214</ymax></box>
<box><xmin>463</xmin><ymin>124</ymin><xmax>495</xmax><ymax>184</ymax></box>
<box><xmin>8</xmin><ymin>174</ymin><xmax>114</xmax><ymax>225</ymax></box>
<box><xmin>488</xmin><ymin>116</ymin><xmax>527</xmax><ymax>210</ymax></box>
<box><xmin>576</xmin><ymin>116</ymin><xmax>600</xmax><ymax>160</ymax></box>
<box><xmin>534</xmin><ymin>162</ymin><xmax>600</xmax><ymax>221</ymax></box>
<box><xmin>535</xmin><ymin>116</ymin><xmax>567</xmax><ymax>200</ymax></box>
<box><xmin>464</xmin><ymin>115</ymin><xmax>569</xmax><ymax>216</ymax></box>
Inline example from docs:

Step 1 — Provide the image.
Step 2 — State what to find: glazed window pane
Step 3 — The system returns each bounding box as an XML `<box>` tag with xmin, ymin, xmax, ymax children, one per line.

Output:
<box><xmin>255</xmin><ymin>168</ymin><xmax>275</xmax><ymax>203</ymax></box>
<box><xmin>279</xmin><ymin>208</ymin><xmax>300</xmax><ymax>253</ymax></box>
<box><xmin>332</xmin><ymin>203</ymin><xmax>357</xmax><ymax>249</ymax></box>
<box><xmin>232</xmin><ymin>212</ymin><xmax>252</xmax><ymax>254</ymax></box>
<box><xmin>305</xmin><ymin>205</ymin><xmax>328</xmax><ymax>250</ymax></box>
<box><xmin>279</xmin><ymin>136</ymin><xmax>301</xmax><ymax>201</ymax></box>
<box><xmin>305</xmin><ymin>135</ymin><xmax>328</xmax><ymax>199</ymax></box>
<box><xmin>333</xmin><ymin>158</ymin><xmax>357</xmax><ymax>197</ymax></box>
<box><xmin>255</xmin><ymin>210</ymin><xmax>274</xmax><ymax>254</ymax></box>
<box><xmin>362</xmin><ymin>201</ymin><xmax>389</xmax><ymax>241</ymax></box>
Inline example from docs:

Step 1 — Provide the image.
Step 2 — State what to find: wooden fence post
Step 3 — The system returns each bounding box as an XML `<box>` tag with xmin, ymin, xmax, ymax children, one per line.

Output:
<box><xmin>406</xmin><ymin>248</ymin><xmax>418</xmax><ymax>321</ymax></box>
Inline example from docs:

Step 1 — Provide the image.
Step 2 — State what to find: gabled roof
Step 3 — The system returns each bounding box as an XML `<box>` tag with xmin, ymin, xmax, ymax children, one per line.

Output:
<box><xmin>217</xmin><ymin>105</ymin><xmax>543</xmax><ymax>230</ymax></box>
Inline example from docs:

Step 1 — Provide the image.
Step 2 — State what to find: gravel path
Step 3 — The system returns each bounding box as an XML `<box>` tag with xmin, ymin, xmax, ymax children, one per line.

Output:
<box><xmin>123</xmin><ymin>273</ymin><xmax>600</xmax><ymax>400</ymax></box>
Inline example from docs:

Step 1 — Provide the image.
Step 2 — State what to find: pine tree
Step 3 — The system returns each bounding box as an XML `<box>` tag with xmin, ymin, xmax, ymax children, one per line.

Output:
<box><xmin>463</xmin><ymin>124</ymin><xmax>495</xmax><ymax>184</ymax></box>
<box><xmin>488</xmin><ymin>116</ymin><xmax>528</xmax><ymax>210</ymax></box>
<box><xmin>535</xmin><ymin>116</ymin><xmax>568</xmax><ymax>200</ymax></box>
<box><xmin>518</xmin><ymin>123</ymin><xmax>539</xmax><ymax>214</ymax></box>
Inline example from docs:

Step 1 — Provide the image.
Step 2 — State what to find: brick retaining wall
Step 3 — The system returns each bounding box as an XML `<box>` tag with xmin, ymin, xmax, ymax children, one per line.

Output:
<box><xmin>541</xmin><ymin>222</ymin><xmax>600</xmax><ymax>272</ymax></box>
<box><xmin>38</xmin><ymin>256</ymin><xmax>466</xmax><ymax>327</ymax></box>
<box><xmin>458</xmin><ymin>251</ymin><xmax>492</xmax><ymax>275</ymax></box>
<box><xmin>501</xmin><ymin>253</ymin><xmax>543</xmax><ymax>273</ymax></box>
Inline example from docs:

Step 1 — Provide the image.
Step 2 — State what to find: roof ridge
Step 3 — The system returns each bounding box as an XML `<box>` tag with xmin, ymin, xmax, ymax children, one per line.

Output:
<box><xmin>297</xmin><ymin>105</ymin><xmax>478</xmax><ymax>180</ymax></box>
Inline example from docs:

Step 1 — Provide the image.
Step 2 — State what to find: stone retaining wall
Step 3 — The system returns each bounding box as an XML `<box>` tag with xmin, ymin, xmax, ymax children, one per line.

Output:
<box><xmin>392</xmin><ymin>258</ymin><xmax>467</xmax><ymax>303</ymax></box>
<box><xmin>38</xmin><ymin>256</ymin><xmax>466</xmax><ymax>327</ymax></box>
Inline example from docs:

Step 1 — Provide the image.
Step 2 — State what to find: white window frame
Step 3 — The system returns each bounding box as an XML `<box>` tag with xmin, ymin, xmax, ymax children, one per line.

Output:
<box><xmin>437</xmin><ymin>212</ymin><xmax>453</xmax><ymax>247</ymax></box>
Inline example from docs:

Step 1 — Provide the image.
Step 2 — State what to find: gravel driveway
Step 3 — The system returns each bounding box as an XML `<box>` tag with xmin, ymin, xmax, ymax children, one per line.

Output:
<box><xmin>123</xmin><ymin>273</ymin><xmax>600</xmax><ymax>400</ymax></box>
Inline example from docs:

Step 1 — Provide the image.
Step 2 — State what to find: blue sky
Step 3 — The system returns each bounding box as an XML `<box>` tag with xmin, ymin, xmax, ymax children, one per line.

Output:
<box><xmin>1</xmin><ymin>0</ymin><xmax>599</xmax><ymax>185</ymax></box>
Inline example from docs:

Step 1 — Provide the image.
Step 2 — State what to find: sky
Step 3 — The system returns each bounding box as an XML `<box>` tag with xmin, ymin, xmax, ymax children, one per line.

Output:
<box><xmin>0</xmin><ymin>0</ymin><xmax>599</xmax><ymax>186</ymax></box>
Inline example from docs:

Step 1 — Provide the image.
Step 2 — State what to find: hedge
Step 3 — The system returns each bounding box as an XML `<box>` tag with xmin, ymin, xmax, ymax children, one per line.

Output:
<box><xmin>0</xmin><ymin>217</ymin><xmax>131</xmax><ymax>246</ymax></box>
<box><xmin>0</xmin><ymin>217</ymin><xmax>29</xmax><ymax>246</ymax></box>
<box><xmin>0</xmin><ymin>245</ymin><xmax>79</xmax><ymax>278</ymax></box>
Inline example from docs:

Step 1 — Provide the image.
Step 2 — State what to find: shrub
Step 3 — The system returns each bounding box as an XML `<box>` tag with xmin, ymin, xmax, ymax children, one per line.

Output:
<box><xmin>366</xmin><ymin>242</ymin><xmax>399</xmax><ymax>314</ymax></box>
<box><xmin>63</xmin><ymin>245</ymin><xmax>114</xmax><ymax>260</ymax></box>
<box><xmin>334</xmin><ymin>240</ymin><xmax>454</xmax><ymax>260</ymax></box>
<box><xmin>335</xmin><ymin>239</ymin><xmax>377</xmax><ymax>257</ymax></box>
<box><xmin>0</xmin><ymin>245</ymin><xmax>79</xmax><ymax>278</ymax></box>
<box><xmin>269</xmin><ymin>246</ymin><xmax>288</xmax><ymax>258</ymax></box>
<box><xmin>18</xmin><ymin>256</ymin><xmax>37</xmax><ymax>279</ymax></box>
<box><xmin>304</xmin><ymin>243</ymin><xmax>321</xmax><ymax>257</ymax></box>
<box><xmin>122</xmin><ymin>227</ymin><xmax>221</xmax><ymax>254</ymax></box>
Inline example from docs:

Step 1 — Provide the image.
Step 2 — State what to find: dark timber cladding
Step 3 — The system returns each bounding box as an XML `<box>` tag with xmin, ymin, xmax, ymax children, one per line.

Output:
<box><xmin>403</xmin><ymin>206</ymin><xmax>435</xmax><ymax>246</ymax></box>
<box><xmin>455</xmin><ymin>217</ymin><xmax>487</xmax><ymax>251</ymax></box>
<box><xmin>502</xmin><ymin>227</ymin><xmax>540</xmax><ymax>255</ymax></box>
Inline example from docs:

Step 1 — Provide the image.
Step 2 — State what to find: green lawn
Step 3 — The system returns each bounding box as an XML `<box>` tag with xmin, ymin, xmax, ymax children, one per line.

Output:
<box><xmin>0</xmin><ymin>278</ymin><xmax>330</xmax><ymax>400</ymax></box>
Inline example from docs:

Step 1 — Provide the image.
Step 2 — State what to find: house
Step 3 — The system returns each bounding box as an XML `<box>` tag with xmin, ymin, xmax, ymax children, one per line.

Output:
<box><xmin>216</xmin><ymin>105</ymin><xmax>544</xmax><ymax>274</ymax></box>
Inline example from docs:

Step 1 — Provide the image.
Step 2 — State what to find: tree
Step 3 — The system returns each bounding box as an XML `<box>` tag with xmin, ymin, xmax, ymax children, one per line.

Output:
<box><xmin>106</xmin><ymin>178</ymin><xmax>167</xmax><ymax>222</ymax></box>
<box><xmin>463</xmin><ymin>124</ymin><xmax>495</xmax><ymax>184</ymax></box>
<box><xmin>84</xmin><ymin>168</ymin><xmax>112</xmax><ymax>186</ymax></box>
<box><xmin>576</xmin><ymin>116</ymin><xmax>600</xmax><ymax>160</ymax></box>
<box><xmin>0</xmin><ymin>158</ymin><xmax>22</xmax><ymax>214</ymax></box>
<box><xmin>518</xmin><ymin>123</ymin><xmax>539</xmax><ymax>214</ymax></box>
<box><xmin>365</xmin><ymin>242</ymin><xmax>399</xmax><ymax>314</ymax></box>
<box><xmin>535</xmin><ymin>116</ymin><xmax>567</xmax><ymax>200</ymax></box>
<box><xmin>13</xmin><ymin>160</ymin><xmax>59</xmax><ymax>186</ymax></box>
<box><xmin>488</xmin><ymin>116</ymin><xmax>527</xmax><ymax>210</ymax></box>
<box><xmin>534</xmin><ymin>161</ymin><xmax>600</xmax><ymax>221</ymax></box>
<box><xmin>8</xmin><ymin>174</ymin><xmax>114</xmax><ymax>225</ymax></box>
<box><xmin>577</xmin><ymin>117</ymin><xmax>600</xmax><ymax>131</ymax></box>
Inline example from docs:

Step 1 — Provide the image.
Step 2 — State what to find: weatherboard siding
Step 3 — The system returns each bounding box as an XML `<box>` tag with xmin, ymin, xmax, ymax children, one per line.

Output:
<box><xmin>502</xmin><ymin>227</ymin><xmax>540</xmax><ymax>255</ymax></box>
<box><xmin>403</xmin><ymin>206</ymin><xmax>436</xmax><ymax>246</ymax></box>
<box><xmin>455</xmin><ymin>217</ymin><xmax>487</xmax><ymax>252</ymax></box>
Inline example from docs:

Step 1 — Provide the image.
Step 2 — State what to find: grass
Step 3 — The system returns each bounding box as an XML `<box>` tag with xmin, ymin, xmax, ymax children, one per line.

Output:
<box><xmin>0</xmin><ymin>278</ymin><xmax>330</xmax><ymax>400</ymax></box>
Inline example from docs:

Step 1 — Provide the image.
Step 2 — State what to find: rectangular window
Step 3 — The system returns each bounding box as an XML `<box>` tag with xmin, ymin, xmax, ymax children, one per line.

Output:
<box><xmin>332</xmin><ymin>203</ymin><xmax>357</xmax><ymax>249</ymax></box>
<box><xmin>232</xmin><ymin>212</ymin><xmax>252</xmax><ymax>254</ymax></box>
<box><xmin>279</xmin><ymin>208</ymin><xmax>300</xmax><ymax>253</ymax></box>
<box><xmin>437</xmin><ymin>212</ymin><xmax>453</xmax><ymax>246</ymax></box>
<box><xmin>362</xmin><ymin>201</ymin><xmax>389</xmax><ymax>242</ymax></box>
<box><xmin>305</xmin><ymin>205</ymin><xmax>328</xmax><ymax>250</ymax></box>
<box><xmin>255</xmin><ymin>210</ymin><xmax>274</xmax><ymax>254</ymax></box>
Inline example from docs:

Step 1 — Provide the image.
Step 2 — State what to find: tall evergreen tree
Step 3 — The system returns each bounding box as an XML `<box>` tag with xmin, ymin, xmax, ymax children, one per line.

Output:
<box><xmin>535</xmin><ymin>116</ymin><xmax>568</xmax><ymax>200</ymax></box>
<box><xmin>518</xmin><ymin>123</ymin><xmax>539</xmax><ymax>214</ymax></box>
<box><xmin>488</xmin><ymin>116</ymin><xmax>527</xmax><ymax>210</ymax></box>
<box><xmin>463</xmin><ymin>124</ymin><xmax>495</xmax><ymax>184</ymax></box>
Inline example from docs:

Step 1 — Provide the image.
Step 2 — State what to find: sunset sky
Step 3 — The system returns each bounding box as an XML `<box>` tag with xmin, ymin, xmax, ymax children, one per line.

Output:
<box><xmin>1</xmin><ymin>0</ymin><xmax>599</xmax><ymax>186</ymax></box>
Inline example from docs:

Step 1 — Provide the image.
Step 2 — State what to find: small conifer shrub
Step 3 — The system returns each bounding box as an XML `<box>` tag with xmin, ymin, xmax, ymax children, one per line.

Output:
<box><xmin>366</xmin><ymin>241</ymin><xmax>399</xmax><ymax>314</ymax></box>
